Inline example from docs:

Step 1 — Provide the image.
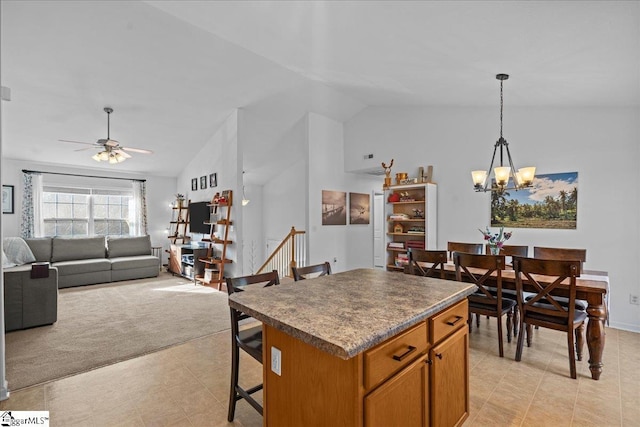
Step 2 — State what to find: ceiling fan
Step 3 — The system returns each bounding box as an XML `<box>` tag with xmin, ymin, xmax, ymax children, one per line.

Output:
<box><xmin>59</xmin><ymin>107</ymin><xmax>153</xmax><ymax>163</ymax></box>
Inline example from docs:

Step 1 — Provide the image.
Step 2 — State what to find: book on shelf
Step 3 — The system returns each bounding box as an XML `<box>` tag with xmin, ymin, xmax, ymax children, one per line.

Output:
<box><xmin>389</xmin><ymin>213</ymin><xmax>410</xmax><ymax>220</ymax></box>
<box><xmin>388</xmin><ymin>242</ymin><xmax>405</xmax><ymax>249</ymax></box>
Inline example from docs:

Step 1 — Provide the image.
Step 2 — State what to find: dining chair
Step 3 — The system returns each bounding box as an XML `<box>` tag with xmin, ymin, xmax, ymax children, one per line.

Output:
<box><xmin>292</xmin><ymin>261</ymin><xmax>331</xmax><ymax>281</ymax></box>
<box><xmin>513</xmin><ymin>257</ymin><xmax>586</xmax><ymax>379</ymax></box>
<box><xmin>226</xmin><ymin>270</ymin><xmax>280</xmax><ymax>421</ymax></box>
<box><xmin>486</xmin><ymin>244</ymin><xmax>529</xmax><ymax>257</ymax></box>
<box><xmin>447</xmin><ymin>242</ymin><xmax>483</xmax><ymax>261</ymax></box>
<box><xmin>480</xmin><ymin>245</ymin><xmax>528</xmax><ymax>335</ymax></box>
<box><xmin>404</xmin><ymin>249</ymin><xmax>447</xmax><ymax>278</ymax></box>
<box><xmin>532</xmin><ymin>246</ymin><xmax>592</xmax><ymax>315</ymax></box>
<box><xmin>453</xmin><ymin>252</ymin><xmax>515</xmax><ymax>357</ymax></box>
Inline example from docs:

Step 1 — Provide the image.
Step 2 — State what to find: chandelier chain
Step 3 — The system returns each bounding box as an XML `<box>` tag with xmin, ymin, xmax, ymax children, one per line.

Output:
<box><xmin>499</xmin><ymin>79</ymin><xmax>503</xmax><ymax>139</ymax></box>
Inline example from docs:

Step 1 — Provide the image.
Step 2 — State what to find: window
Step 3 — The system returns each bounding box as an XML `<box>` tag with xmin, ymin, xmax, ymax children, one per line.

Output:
<box><xmin>43</xmin><ymin>187</ymin><xmax>132</xmax><ymax>237</ymax></box>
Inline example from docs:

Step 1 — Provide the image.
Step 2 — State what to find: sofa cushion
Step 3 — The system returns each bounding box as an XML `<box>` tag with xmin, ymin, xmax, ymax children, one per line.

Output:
<box><xmin>25</xmin><ymin>238</ymin><xmax>53</xmax><ymax>262</ymax></box>
<box><xmin>53</xmin><ymin>258</ymin><xmax>112</xmax><ymax>276</ymax></box>
<box><xmin>107</xmin><ymin>236</ymin><xmax>152</xmax><ymax>258</ymax></box>
<box><xmin>51</xmin><ymin>236</ymin><xmax>106</xmax><ymax>263</ymax></box>
<box><xmin>110</xmin><ymin>255</ymin><xmax>159</xmax><ymax>271</ymax></box>
<box><xmin>3</xmin><ymin>237</ymin><xmax>36</xmax><ymax>265</ymax></box>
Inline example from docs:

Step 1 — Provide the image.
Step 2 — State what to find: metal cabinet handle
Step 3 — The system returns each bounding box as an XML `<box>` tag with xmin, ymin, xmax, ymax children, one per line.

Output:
<box><xmin>392</xmin><ymin>345</ymin><xmax>417</xmax><ymax>361</ymax></box>
<box><xmin>446</xmin><ymin>315</ymin><xmax>464</xmax><ymax>326</ymax></box>
<box><xmin>435</xmin><ymin>353</ymin><xmax>443</xmax><ymax>359</ymax></box>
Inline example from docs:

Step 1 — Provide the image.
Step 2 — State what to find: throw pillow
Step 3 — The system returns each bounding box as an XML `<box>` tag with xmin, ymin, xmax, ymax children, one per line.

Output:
<box><xmin>2</xmin><ymin>237</ymin><xmax>37</xmax><ymax>265</ymax></box>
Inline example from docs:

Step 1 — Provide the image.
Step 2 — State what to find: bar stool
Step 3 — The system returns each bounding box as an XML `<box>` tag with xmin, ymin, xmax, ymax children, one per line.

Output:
<box><xmin>226</xmin><ymin>270</ymin><xmax>279</xmax><ymax>421</ymax></box>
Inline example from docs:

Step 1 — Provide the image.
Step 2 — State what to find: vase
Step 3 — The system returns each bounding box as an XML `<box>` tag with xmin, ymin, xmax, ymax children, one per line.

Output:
<box><xmin>489</xmin><ymin>245</ymin><xmax>500</xmax><ymax>255</ymax></box>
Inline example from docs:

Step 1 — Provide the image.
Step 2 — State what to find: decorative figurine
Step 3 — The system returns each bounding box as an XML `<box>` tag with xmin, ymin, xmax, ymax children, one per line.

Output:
<box><xmin>382</xmin><ymin>159</ymin><xmax>394</xmax><ymax>188</ymax></box>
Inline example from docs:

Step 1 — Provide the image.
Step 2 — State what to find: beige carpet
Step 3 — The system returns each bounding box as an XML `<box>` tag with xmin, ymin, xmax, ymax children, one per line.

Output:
<box><xmin>5</xmin><ymin>273</ymin><xmax>231</xmax><ymax>390</ymax></box>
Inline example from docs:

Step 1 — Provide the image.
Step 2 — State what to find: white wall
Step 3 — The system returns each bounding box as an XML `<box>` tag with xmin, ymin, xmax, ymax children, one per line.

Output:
<box><xmin>0</xmin><ymin>158</ymin><xmax>176</xmax><ymax>254</ymax></box>
<box><xmin>308</xmin><ymin>112</ymin><xmax>379</xmax><ymax>272</ymax></box>
<box><xmin>177</xmin><ymin>110</ymin><xmax>241</xmax><ymax>276</ymax></box>
<box><xmin>345</xmin><ymin>106</ymin><xmax>640</xmax><ymax>331</ymax></box>
<box><xmin>241</xmin><ymin>183</ymin><xmax>263</xmax><ymax>274</ymax></box>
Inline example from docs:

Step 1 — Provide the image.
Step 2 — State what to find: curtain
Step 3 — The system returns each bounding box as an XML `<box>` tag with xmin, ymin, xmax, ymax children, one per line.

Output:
<box><xmin>129</xmin><ymin>181</ymin><xmax>148</xmax><ymax>236</ymax></box>
<box><xmin>21</xmin><ymin>172</ymin><xmax>44</xmax><ymax>238</ymax></box>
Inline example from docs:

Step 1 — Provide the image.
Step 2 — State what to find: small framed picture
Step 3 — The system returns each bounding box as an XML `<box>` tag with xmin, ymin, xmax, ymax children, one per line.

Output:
<box><xmin>191</xmin><ymin>178</ymin><xmax>198</xmax><ymax>191</ymax></box>
<box><xmin>2</xmin><ymin>185</ymin><xmax>14</xmax><ymax>214</ymax></box>
<box><xmin>200</xmin><ymin>176</ymin><xmax>207</xmax><ymax>190</ymax></box>
<box><xmin>209</xmin><ymin>173</ymin><xmax>217</xmax><ymax>188</ymax></box>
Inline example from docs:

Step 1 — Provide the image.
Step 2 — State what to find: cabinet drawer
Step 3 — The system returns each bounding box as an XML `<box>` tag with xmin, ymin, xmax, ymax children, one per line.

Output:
<box><xmin>430</xmin><ymin>299</ymin><xmax>468</xmax><ymax>345</ymax></box>
<box><xmin>364</xmin><ymin>322</ymin><xmax>428</xmax><ymax>391</ymax></box>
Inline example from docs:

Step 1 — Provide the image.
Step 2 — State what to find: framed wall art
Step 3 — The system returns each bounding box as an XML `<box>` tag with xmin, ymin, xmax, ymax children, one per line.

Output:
<box><xmin>322</xmin><ymin>190</ymin><xmax>346</xmax><ymax>225</ymax></box>
<box><xmin>191</xmin><ymin>178</ymin><xmax>198</xmax><ymax>191</ymax></box>
<box><xmin>2</xmin><ymin>185</ymin><xmax>14</xmax><ymax>214</ymax></box>
<box><xmin>200</xmin><ymin>176</ymin><xmax>207</xmax><ymax>190</ymax></box>
<box><xmin>209</xmin><ymin>173</ymin><xmax>217</xmax><ymax>188</ymax></box>
<box><xmin>491</xmin><ymin>171</ymin><xmax>578</xmax><ymax>229</ymax></box>
<box><xmin>349</xmin><ymin>192</ymin><xmax>370</xmax><ymax>224</ymax></box>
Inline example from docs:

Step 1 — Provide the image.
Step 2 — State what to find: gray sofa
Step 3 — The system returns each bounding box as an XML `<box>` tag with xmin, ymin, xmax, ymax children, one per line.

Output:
<box><xmin>3</xmin><ymin>264</ymin><xmax>58</xmax><ymax>332</ymax></box>
<box><xmin>26</xmin><ymin>235</ymin><xmax>160</xmax><ymax>288</ymax></box>
<box><xmin>3</xmin><ymin>235</ymin><xmax>160</xmax><ymax>331</ymax></box>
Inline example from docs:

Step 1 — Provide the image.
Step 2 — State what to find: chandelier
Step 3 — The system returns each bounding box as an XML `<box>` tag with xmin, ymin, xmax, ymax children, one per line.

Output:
<box><xmin>471</xmin><ymin>74</ymin><xmax>535</xmax><ymax>192</ymax></box>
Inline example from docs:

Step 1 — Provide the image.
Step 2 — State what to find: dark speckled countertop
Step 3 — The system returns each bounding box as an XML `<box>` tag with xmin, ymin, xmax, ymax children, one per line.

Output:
<box><xmin>228</xmin><ymin>268</ymin><xmax>475</xmax><ymax>360</ymax></box>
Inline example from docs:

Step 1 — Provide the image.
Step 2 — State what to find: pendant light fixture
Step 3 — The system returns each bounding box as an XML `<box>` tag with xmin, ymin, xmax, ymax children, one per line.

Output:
<box><xmin>471</xmin><ymin>74</ymin><xmax>535</xmax><ymax>192</ymax></box>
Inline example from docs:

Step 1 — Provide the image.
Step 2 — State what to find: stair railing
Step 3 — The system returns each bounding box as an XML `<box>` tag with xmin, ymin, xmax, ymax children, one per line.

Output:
<box><xmin>256</xmin><ymin>226</ymin><xmax>306</xmax><ymax>278</ymax></box>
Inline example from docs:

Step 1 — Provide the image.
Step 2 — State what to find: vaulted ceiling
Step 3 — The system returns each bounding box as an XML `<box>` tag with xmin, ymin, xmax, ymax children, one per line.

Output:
<box><xmin>2</xmin><ymin>1</ymin><xmax>638</xmax><ymax>179</ymax></box>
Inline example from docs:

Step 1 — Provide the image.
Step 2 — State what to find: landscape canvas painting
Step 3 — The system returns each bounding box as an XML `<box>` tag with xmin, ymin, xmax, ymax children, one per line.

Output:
<box><xmin>491</xmin><ymin>172</ymin><xmax>578</xmax><ymax>229</ymax></box>
<box><xmin>322</xmin><ymin>190</ymin><xmax>347</xmax><ymax>225</ymax></box>
<box><xmin>349</xmin><ymin>192</ymin><xmax>370</xmax><ymax>224</ymax></box>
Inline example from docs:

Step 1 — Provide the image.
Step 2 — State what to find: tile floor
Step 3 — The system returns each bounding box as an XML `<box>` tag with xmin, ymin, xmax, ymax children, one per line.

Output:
<box><xmin>1</xmin><ymin>318</ymin><xmax>638</xmax><ymax>426</ymax></box>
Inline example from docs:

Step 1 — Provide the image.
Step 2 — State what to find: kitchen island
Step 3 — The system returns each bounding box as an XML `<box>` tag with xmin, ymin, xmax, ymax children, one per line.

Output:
<box><xmin>228</xmin><ymin>268</ymin><xmax>476</xmax><ymax>427</ymax></box>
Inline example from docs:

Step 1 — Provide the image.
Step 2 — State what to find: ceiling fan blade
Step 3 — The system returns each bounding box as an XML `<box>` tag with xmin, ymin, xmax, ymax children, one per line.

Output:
<box><xmin>121</xmin><ymin>147</ymin><xmax>153</xmax><ymax>154</ymax></box>
<box><xmin>74</xmin><ymin>147</ymin><xmax>99</xmax><ymax>152</ymax></box>
<box><xmin>114</xmin><ymin>149</ymin><xmax>132</xmax><ymax>159</ymax></box>
<box><xmin>59</xmin><ymin>139</ymin><xmax>95</xmax><ymax>146</ymax></box>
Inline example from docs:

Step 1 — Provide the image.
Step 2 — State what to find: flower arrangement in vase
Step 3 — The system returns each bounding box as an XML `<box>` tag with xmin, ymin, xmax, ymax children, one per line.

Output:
<box><xmin>479</xmin><ymin>226</ymin><xmax>512</xmax><ymax>255</ymax></box>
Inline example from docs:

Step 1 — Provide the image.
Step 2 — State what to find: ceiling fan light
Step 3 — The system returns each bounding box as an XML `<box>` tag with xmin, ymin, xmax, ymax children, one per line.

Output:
<box><xmin>98</xmin><ymin>151</ymin><xmax>110</xmax><ymax>161</ymax></box>
<box><xmin>92</xmin><ymin>153</ymin><xmax>102</xmax><ymax>162</ymax></box>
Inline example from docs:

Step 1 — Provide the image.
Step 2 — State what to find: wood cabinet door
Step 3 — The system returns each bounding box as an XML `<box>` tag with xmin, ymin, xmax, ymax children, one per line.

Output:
<box><xmin>430</xmin><ymin>327</ymin><xmax>469</xmax><ymax>427</ymax></box>
<box><xmin>364</xmin><ymin>353</ymin><xmax>429</xmax><ymax>427</ymax></box>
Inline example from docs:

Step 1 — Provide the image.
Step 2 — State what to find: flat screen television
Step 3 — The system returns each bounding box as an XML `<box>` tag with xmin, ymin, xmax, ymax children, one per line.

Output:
<box><xmin>188</xmin><ymin>201</ymin><xmax>211</xmax><ymax>234</ymax></box>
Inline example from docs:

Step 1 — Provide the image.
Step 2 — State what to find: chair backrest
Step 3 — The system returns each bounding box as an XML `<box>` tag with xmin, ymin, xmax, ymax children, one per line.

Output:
<box><xmin>447</xmin><ymin>242</ymin><xmax>483</xmax><ymax>260</ymax></box>
<box><xmin>453</xmin><ymin>252</ymin><xmax>505</xmax><ymax>308</ymax></box>
<box><xmin>292</xmin><ymin>262</ymin><xmax>331</xmax><ymax>281</ymax></box>
<box><xmin>405</xmin><ymin>249</ymin><xmax>447</xmax><ymax>279</ymax></box>
<box><xmin>226</xmin><ymin>270</ymin><xmax>280</xmax><ymax>323</ymax></box>
<box><xmin>513</xmin><ymin>257</ymin><xmax>580</xmax><ymax>326</ymax></box>
<box><xmin>486</xmin><ymin>244</ymin><xmax>529</xmax><ymax>257</ymax></box>
<box><xmin>533</xmin><ymin>247</ymin><xmax>586</xmax><ymax>273</ymax></box>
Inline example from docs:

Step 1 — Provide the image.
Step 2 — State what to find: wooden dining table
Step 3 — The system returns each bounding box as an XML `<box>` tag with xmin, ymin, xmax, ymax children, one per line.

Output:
<box><xmin>434</xmin><ymin>262</ymin><xmax>609</xmax><ymax>380</ymax></box>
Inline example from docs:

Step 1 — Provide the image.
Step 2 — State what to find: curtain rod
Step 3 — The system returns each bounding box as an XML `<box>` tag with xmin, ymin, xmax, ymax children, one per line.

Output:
<box><xmin>22</xmin><ymin>169</ymin><xmax>146</xmax><ymax>183</ymax></box>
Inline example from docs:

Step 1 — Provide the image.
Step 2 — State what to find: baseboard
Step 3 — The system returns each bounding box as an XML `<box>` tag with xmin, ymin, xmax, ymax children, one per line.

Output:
<box><xmin>0</xmin><ymin>380</ymin><xmax>9</xmax><ymax>401</ymax></box>
<box><xmin>608</xmin><ymin>321</ymin><xmax>640</xmax><ymax>333</ymax></box>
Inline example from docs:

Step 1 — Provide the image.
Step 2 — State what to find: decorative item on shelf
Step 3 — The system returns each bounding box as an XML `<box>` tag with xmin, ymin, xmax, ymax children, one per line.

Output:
<box><xmin>479</xmin><ymin>226</ymin><xmax>512</xmax><ymax>255</ymax></box>
<box><xmin>399</xmin><ymin>191</ymin><xmax>414</xmax><ymax>202</ymax></box>
<box><xmin>471</xmin><ymin>74</ymin><xmax>535</xmax><ymax>193</ymax></box>
<box><xmin>412</xmin><ymin>208</ymin><xmax>424</xmax><ymax>219</ymax></box>
<box><xmin>395</xmin><ymin>172</ymin><xmax>408</xmax><ymax>185</ymax></box>
<box><xmin>400</xmin><ymin>178</ymin><xmax>415</xmax><ymax>185</ymax></box>
<box><xmin>388</xmin><ymin>192</ymin><xmax>401</xmax><ymax>203</ymax></box>
<box><xmin>381</xmin><ymin>159</ymin><xmax>394</xmax><ymax>188</ymax></box>
<box><xmin>175</xmin><ymin>193</ymin><xmax>185</xmax><ymax>209</ymax></box>
<box><xmin>393</xmin><ymin>223</ymin><xmax>404</xmax><ymax>234</ymax></box>
<box><xmin>212</xmin><ymin>192</ymin><xmax>220</xmax><ymax>204</ymax></box>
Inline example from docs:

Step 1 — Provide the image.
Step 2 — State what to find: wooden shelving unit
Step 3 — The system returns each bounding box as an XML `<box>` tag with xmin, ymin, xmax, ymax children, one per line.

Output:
<box><xmin>168</xmin><ymin>199</ymin><xmax>190</xmax><ymax>245</ymax></box>
<box><xmin>195</xmin><ymin>190</ymin><xmax>233</xmax><ymax>290</ymax></box>
<box><xmin>385</xmin><ymin>183</ymin><xmax>437</xmax><ymax>272</ymax></box>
